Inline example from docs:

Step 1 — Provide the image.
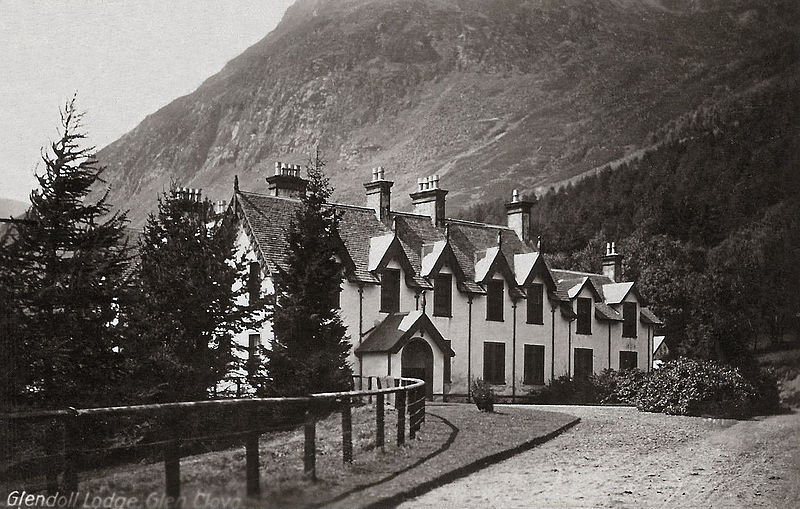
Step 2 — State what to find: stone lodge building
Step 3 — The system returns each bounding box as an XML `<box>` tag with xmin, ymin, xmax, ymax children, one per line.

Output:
<box><xmin>231</xmin><ymin>162</ymin><xmax>662</xmax><ymax>399</ymax></box>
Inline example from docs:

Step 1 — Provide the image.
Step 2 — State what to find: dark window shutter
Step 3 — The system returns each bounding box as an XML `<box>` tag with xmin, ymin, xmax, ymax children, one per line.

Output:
<box><xmin>576</xmin><ymin>298</ymin><xmax>592</xmax><ymax>334</ymax></box>
<box><xmin>483</xmin><ymin>342</ymin><xmax>505</xmax><ymax>384</ymax></box>
<box><xmin>434</xmin><ymin>274</ymin><xmax>452</xmax><ymax>317</ymax></box>
<box><xmin>486</xmin><ymin>280</ymin><xmax>504</xmax><ymax>321</ymax></box>
<box><xmin>248</xmin><ymin>262</ymin><xmax>260</xmax><ymax>306</ymax></box>
<box><xmin>527</xmin><ymin>283</ymin><xmax>544</xmax><ymax>324</ymax></box>
<box><xmin>523</xmin><ymin>344</ymin><xmax>545</xmax><ymax>385</ymax></box>
<box><xmin>381</xmin><ymin>269</ymin><xmax>401</xmax><ymax>312</ymax></box>
<box><xmin>444</xmin><ymin>340</ymin><xmax>452</xmax><ymax>383</ymax></box>
<box><xmin>623</xmin><ymin>302</ymin><xmax>637</xmax><ymax>337</ymax></box>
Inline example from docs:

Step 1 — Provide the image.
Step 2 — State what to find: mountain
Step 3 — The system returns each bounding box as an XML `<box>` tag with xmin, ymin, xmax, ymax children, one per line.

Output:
<box><xmin>0</xmin><ymin>198</ymin><xmax>28</xmax><ymax>219</ymax></box>
<box><xmin>96</xmin><ymin>0</ymin><xmax>800</xmax><ymax>227</ymax></box>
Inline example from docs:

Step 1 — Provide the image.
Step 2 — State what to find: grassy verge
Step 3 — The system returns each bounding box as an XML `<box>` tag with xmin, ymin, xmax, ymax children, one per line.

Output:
<box><xmin>71</xmin><ymin>403</ymin><xmax>576</xmax><ymax>509</ymax></box>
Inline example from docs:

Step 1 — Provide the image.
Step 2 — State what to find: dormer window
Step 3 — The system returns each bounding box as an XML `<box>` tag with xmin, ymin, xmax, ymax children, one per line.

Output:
<box><xmin>576</xmin><ymin>297</ymin><xmax>592</xmax><ymax>334</ymax></box>
<box><xmin>433</xmin><ymin>273</ymin><xmax>452</xmax><ymax>317</ymax></box>
<box><xmin>526</xmin><ymin>283</ymin><xmax>544</xmax><ymax>325</ymax></box>
<box><xmin>380</xmin><ymin>269</ymin><xmax>400</xmax><ymax>312</ymax></box>
<box><xmin>486</xmin><ymin>280</ymin><xmax>504</xmax><ymax>321</ymax></box>
<box><xmin>623</xmin><ymin>302</ymin><xmax>637</xmax><ymax>338</ymax></box>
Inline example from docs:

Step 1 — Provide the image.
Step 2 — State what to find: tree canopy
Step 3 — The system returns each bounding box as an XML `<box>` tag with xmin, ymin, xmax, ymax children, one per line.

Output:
<box><xmin>266</xmin><ymin>152</ymin><xmax>353</xmax><ymax>396</ymax></box>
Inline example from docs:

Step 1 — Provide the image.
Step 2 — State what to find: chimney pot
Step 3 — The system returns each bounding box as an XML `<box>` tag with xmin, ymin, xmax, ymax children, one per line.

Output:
<box><xmin>512</xmin><ymin>189</ymin><xmax>519</xmax><ymax>203</ymax></box>
<box><xmin>364</xmin><ymin>167</ymin><xmax>394</xmax><ymax>225</ymax></box>
<box><xmin>602</xmin><ymin>241</ymin><xmax>623</xmax><ymax>282</ymax></box>
<box><xmin>410</xmin><ymin>174</ymin><xmax>448</xmax><ymax>228</ymax></box>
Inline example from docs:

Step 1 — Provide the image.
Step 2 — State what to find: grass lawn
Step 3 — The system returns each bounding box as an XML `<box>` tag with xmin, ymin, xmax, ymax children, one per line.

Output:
<box><xmin>72</xmin><ymin>403</ymin><xmax>577</xmax><ymax>509</ymax></box>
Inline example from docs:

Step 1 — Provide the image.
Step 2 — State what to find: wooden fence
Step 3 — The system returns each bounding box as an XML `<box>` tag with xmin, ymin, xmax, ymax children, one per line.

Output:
<box><xmin>0</xmin><ymin>376</ymin><xmax>425</xmax><ymax>505</ymax></box>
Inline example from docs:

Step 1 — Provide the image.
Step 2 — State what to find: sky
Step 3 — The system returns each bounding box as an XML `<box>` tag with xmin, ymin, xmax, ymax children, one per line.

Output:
<box><xmin>0</xmin><ymin>0</ymin><xmax>295</xmax><ymax>202</ymax></box>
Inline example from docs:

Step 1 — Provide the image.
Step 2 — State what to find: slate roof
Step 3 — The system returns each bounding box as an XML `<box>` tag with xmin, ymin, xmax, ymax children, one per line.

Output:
<box><xmin>595</xmin><ymin>302</ymin><xmax>624</xmax><ymax>322</ymax></box>
<box><xmin>355</xmin><ymin>311</ymin><xmax>454</xmax><ymax>356</ymax></box>
<box><xmin>233</xmin><ymin>187</ymin><xmax>660</xmax><ymax>326</ymax></box>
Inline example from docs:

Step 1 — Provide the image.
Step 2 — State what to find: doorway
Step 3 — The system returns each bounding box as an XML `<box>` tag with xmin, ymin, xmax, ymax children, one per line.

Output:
<box><xmin>401</xmin><ymin>338</ymin><xmax>434</xmax><ymax>399</ymax></box>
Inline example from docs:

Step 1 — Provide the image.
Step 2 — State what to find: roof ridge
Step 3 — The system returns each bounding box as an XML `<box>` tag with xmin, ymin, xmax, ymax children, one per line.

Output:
<box><xmin>552</xmin><ymin>268</ymin><xmax>602</xmax><ymax>277</ymax></box>
<box><xmin>238</xmin><ymin>190</ymin><xmax>301</xmax><ymax>202</ymax></box>
<box><xmin>445</xmin><ymin>217</ymin><xmax>512</xmax><ymax>230</ymax></box>
<box><xmin>330</xmin><ymin>202</ymin><xmax>374</xmax><ymax>212</ymax></box>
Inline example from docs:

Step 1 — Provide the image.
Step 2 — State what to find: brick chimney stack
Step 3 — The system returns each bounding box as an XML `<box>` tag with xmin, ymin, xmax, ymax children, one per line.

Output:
<box><xmin>505</xmin><ymin>189</ymin><xmax>535</xmax><ymax>246</ymax></box>
<box><xmin>266</xmin><ymin>161</ymin><xmax>307</xmax><ymax>199</ymax></box>
<box><xmin>602</xmin><ymin>242</ymin><xmax>623</xmax><ymax>282</ymax></box>
<box><xmin>364</xmin><ymin>166</ymin><xmax>393</xmax><ymax>225</ymax></box>
<box><xmin>410</xmin><ymin>174</ymin><xmax>447</xmax><ymax>228</ymax></box>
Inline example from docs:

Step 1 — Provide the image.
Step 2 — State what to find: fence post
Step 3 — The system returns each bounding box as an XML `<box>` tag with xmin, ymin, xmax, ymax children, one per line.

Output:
<box><xmin>376</xmin><ymin>392</ymin><xmax>384</xmax><ymax>451</ymax></box>
<box><xmin>396</xmin><ymin>388</ymin><xmax>406</xmax><ymax>446</ymax></box>
<box><xmin>245</xmin><ymin>406</ymin><xmax>260</xmax><ymax>498</ymax></box>
<box><xmin>409</xmin><ymin>387</ymin><xmax>417</xmax><ymax>440</ymax></box>
<box><xmin>46</xmin><ymin>419</ymin><xmax>59</xmax><ymax>494</ymax></box>
<box><xmin>304</xmin><ymin>407</ymin><xmax>316</xmax><ymax>480</ymax></box>
<box><xmin>341</xmin><ymin>397</ymin><xmax>352</xmax><ymax>464</ymax></box>
<box><xmin>62</xmin><ymin>409</ymin><xmax>80</xmax><ymax>495</ymax></box>
<box><xmin>165</xmin><ymin>411</ymin><xmax>181</xmax><ymax>508</ymax></box>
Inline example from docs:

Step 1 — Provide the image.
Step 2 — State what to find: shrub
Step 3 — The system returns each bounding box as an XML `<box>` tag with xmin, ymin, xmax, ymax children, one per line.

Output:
<box><xmin>529</xmin><ymin>375</ymin><xmax>599</xmax><ymax>404</ymax></box>
<box><xmin>590</xmin><ymin>368</ymin><xmax>646</xmax><ymax>405</ymax></box>
<box><xmin>471</xmin><ymin>378</ymin><xmax>496</xmax><ymax>412</ymax></box>
<box><xmin>636</xmin><ymin>357</ymin><xmax>765</xmax><ymax>418</ymax></box>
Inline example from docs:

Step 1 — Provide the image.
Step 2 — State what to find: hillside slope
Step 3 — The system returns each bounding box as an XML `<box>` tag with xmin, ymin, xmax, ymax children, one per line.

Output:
<box><xmin>96</xmin><ymin>0</ymin><xmax>799</xmax><ymax>226</ymax></box>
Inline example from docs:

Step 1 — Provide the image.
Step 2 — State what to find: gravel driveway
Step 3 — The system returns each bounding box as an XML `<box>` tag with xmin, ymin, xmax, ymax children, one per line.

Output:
<box><xmin>398</xmin><ymin>405</ymin><xmax>800</xmax><ymax>509</ymax></box>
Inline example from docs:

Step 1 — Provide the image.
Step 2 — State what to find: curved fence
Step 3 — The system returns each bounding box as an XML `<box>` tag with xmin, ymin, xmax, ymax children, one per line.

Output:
<box><xmin>0</xmin><ymin>376</ymin><xmax>425</xmax><ymax>505</ymax></box>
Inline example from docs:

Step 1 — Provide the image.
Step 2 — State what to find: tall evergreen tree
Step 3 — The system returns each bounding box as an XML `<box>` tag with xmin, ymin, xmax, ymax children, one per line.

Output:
<box><xmin>125</xmin><ymin>185</ymin><xmax>256</xmax><ymax>402</ymax></box>
<box><xmin>0</xmin><ymin>98</ymin><xmax>131</xmax><ymax>408</ymax></box>
<box><xmin>267</xmin><ymin>152</ymin><xmax>353</xmax><ymax>396</ymax></box>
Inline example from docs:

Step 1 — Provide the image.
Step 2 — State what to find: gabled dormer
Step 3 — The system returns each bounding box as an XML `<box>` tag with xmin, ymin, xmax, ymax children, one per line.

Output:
<box><xmin>514</xmin><ymin>252</ymin><xmax>557</xmax><ymax>325</ymax></box>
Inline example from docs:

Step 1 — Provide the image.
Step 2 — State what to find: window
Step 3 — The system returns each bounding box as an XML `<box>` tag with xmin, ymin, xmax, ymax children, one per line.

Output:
<box><xmin>330</xmin><ymin>283</ymin><xmax>341</xmax><ymax>310</ymax></box>
<box><xmin>433</xmin><ymin>273</ymin><xmax>452</xmax><ymax>317</ymax></box>
<box><xmin>248</xmin><ymin>262</ymin><xmax>260</xmax><ymax>306</ymax></box>
<box><xmin>622</xmin><ymin>302</ymin><xmax>637</xmax><ymax>338</ymax></box>
<box><xmin>576</xmin><ymin>297</ymin><xmax>592</xmax><ymax>334</ymax></box>
<box><xmin>574</xmin><ymin>348</ymin><xmax>593</xmax><ymax>380</ymax></box>
<box><xmin>523</xmin><ymin>344</ymin><xmax>545</xmax><ymax>385</ymax></box>
<box><xmin>247</xmin><ymin>333</ymin><xmax>260</xmax><ymax>376</ymax></box>
<box><xmin>526</xmin><ymin>283</ymin><xmax>544</xmax><ymax>324</ymax></box>
<box><xmin>619</xmin><ymin>351</ymin><xmax>638</xmax><ymax>371</ymax></box>
<box><xmin>483</xmin><ymin>342</ymin><xmax>505</xmax><ymax>384</ymax></box>
<box><xmin>486</xmin><ymin>280</ymin><xmax>504</xmax><ymax>321</ymax></box>
<box><xmin>380</xmin><ymin>269</ymin><xmax>400</xmax><ymax>312</ymax></box>
<box><xmin>444</xmin><ymin>340</ymin><xmax>452</xmax><ymax>383</ymax></box>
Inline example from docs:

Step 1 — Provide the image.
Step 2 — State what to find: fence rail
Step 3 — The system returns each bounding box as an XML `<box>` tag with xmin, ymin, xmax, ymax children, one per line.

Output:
<box><xmin>0</xmin><ymin>376</ymin><xmax>426</xmax><ymax>505</ymax></box>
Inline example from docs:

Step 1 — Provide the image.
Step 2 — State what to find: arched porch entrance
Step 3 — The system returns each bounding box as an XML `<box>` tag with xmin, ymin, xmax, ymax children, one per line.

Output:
<box><xmin>401</xmin><ymin>338</ymin><xmax>434</xmax><ymax>399</ymax></box>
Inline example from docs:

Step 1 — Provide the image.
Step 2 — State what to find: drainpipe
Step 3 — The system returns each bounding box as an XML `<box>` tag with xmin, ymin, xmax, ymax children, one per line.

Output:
<box><xmin>512</xmin><ymin>300</ymin><xmax>517</xmax><ymax>403</ymax></box>
<box><xmin>358</xmin><ymin>284</ymin><xmax>364</xmax><ymax>389</ymax></box>
<box><xmin>608</xmin><ymin>322</ymin><xmax>612</xmax><ymax>370</ymax></box>
<box><xmin>550</xmin><ymin>306</ymin><xmax>556</xmax><ymax>383</ymax></box>
<box><xmin>648</xmin><ymin>326</ymin><xmax>652</xmax><ymax>373</ymax></box>
<box><xmin>467</xmin><ymin>295</ymin><xmax>473</xmax><ymax>402</ymax></box>
<box><xmin>568</xmin><ymin>320</ymin><xmax>572</xmax><ymax>378</ymax></box>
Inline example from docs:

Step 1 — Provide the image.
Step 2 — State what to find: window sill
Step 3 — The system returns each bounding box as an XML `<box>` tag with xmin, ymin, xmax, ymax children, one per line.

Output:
<box><xmin>486</xmin><ymin>318</ymin><xmax>504</xmax><ymax>322</ymax></box>
<box><xmin>575</xmin><ymin>331</ymin><xmax>592</xmax><ymax>335</ymax></box>
<box><xmin>433</xmin><ymin>313</ymin><xmax>453</xmax><ymax>318</ymax></box>
<box><xmin>526</xmin><ymin>321</ymin><xmax>544</xmax><ymax>325</ymax></box>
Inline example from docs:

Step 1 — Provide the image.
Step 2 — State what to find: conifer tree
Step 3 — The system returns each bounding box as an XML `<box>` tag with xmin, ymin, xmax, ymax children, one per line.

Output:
<box><xmin>126</xmin><ymin>185</ymin><xmax>256</xmax><ymax>402</ymax></box>
<box><xmin>0</xmin><ymin>98</ymin><xmax>131</xmax><ymax>408</ymax></box>
<box><xmin>267</xmin><ymin>152</ymin><xmax>353</xmax><ymax>395</ymax></box>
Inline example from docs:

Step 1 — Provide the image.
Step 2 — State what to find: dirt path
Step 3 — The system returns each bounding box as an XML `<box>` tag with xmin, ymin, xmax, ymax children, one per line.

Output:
<box><xmin>399</xmin><ymin>405</ymin><xmax>800</xmax><ymax>509</ymax></box>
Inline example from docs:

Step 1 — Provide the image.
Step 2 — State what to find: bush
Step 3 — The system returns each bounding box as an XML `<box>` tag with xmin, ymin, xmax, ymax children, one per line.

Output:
<box><xmin>471</xmin><ymin>378</ymin><xmax>496</xmax><ymax>412</ymax></box>
<box><xmin>590</xmin><ymin>368</ymin><xmax>646</xmax><ymax>405</ymax></box>
<box><xmin>529</xmin><ymin>375</ymin><xmax>599</xmax><ymax>404</ymax></box>
<box><xmin>636</xmin><ymin>357</ymin><xmax>773</xmax><ymax>418</ymax></box>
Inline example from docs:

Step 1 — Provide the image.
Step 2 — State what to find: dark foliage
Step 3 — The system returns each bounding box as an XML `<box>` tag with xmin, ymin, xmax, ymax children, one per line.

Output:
<box><xmin>266</xmin><ymin>152</ymin><xmax>353</xmax><ymax>396</ymax></box>
<box><xmin>466</xmin><ymin>82</ymin><xmax>800</xmax><ymax>365</ymax></box>
<box><xmin>470</xmin><ymin>378</ymin><xmax>496</xmax><ymax>412</ymax></box>
<box><xmin>124</xmin><ymin>186</ymin><xmax>258</xmax><ymax>402</ymax></box>
<box><xmin>636</xmin><ymin>358</ymin><xmax>780</xmax><ymax>419</ymax></box>
<box><xmin>0</xmin><ymin>98</ymin><xmax>131</xmax><ymax>408</ymax></box>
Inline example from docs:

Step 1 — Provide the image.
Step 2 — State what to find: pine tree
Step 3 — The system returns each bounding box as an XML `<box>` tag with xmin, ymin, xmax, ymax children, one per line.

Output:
<box><xmin>0</xmin><ymin>98</ymin><xmax>131</xmax><ymax>408</ymax></box>
<box><xmin>126</xmin><ymin>185</ymin><xmax>257</xmax><ymax>402</ymax></box>
<box><xmin>267</xmin><ymin>152</ymin><xmax>353</xmax><ymax>396</ymax></box>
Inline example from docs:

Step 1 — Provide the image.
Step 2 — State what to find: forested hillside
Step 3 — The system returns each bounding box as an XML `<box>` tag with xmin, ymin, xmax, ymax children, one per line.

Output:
<box><xmin>462</xmin><ymin>79</ymin><xmax>800</xmax><ymax>363</ymax></box>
